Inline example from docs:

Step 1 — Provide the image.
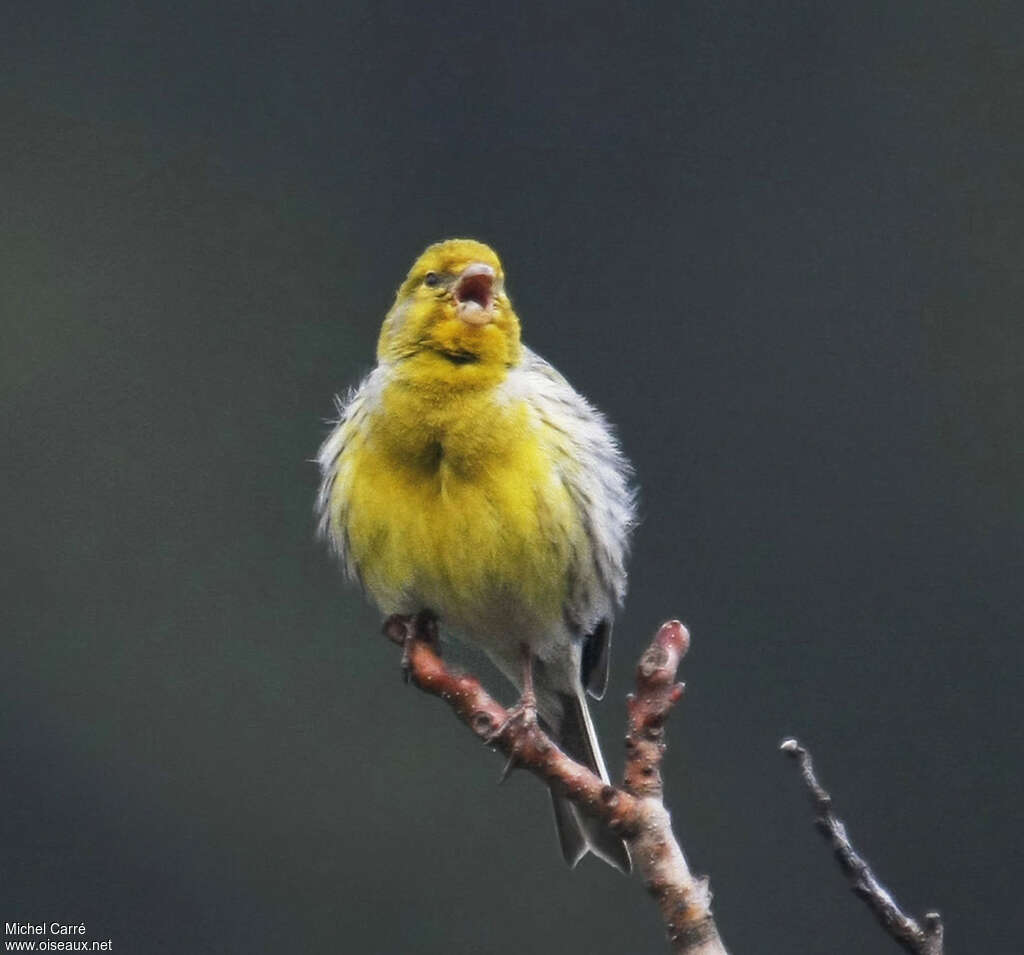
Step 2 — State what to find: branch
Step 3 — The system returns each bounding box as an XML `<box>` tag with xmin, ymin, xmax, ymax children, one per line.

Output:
<box><xmin>780</xmin><ymin>738</ymin><xmax>944</xmax><ymax>955</ymax></box>
<box><xmin>384</xmin><ymin>613</ymin><xmax>729</xmax><ymax>955</ymax></box>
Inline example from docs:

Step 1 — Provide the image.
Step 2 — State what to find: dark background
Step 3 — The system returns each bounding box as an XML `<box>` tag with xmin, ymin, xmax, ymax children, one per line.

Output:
<box><xmin>2</xmin><ymin>2</ymin><xmax>1021</xmax><ymax>953</ymax></box>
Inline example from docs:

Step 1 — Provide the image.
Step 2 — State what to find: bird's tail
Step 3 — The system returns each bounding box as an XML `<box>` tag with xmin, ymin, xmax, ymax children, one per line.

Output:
<box><xmin>544</xmin><ymin>690</ymin><xmax>631</xmax><ymax>873</ymax></box>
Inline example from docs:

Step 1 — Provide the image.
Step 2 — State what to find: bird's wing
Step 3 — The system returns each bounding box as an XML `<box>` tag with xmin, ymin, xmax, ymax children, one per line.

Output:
<box><xmin>315</xmin><ymin>365</ymin><xmax>390</xmax><ymax>584</ymax></box>
<box><xmin>505</xmin><ymin>348</ymin><xmax>636</xmax><ymax>698</ymax></box>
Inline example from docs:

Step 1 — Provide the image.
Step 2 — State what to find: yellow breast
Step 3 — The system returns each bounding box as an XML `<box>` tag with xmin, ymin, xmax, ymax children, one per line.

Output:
<box><xmin>337</xmin><ymin>373</ymin><xmax>583</xmax><ymax>633</ymax></box>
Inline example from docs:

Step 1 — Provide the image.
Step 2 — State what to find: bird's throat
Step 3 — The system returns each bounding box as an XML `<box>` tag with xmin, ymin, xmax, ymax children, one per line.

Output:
<box><xmin>376</xmin><ymin>372</ymin><xmax>520</xmax><ymax>478</ymax></box>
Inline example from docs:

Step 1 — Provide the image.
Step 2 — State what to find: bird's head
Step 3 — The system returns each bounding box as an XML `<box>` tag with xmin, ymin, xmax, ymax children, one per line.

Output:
<box><xmin>377</xmin><ymin>239</ymin><xmax>522</xmax><ymax>383</ymax></box>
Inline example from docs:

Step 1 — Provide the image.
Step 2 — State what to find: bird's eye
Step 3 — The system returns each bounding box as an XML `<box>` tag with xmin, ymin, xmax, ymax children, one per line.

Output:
<box><xmin>424</xmin><ymin>272</ymin><xmax>440</xmax><ymax>287</ymax></box>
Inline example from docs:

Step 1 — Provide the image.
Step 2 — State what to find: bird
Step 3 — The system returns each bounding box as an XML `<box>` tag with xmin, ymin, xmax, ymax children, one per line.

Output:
<box><xmin>316</xmin><ymin>238</ymin><xmax>635</xmax><ymax>872</ymax></box>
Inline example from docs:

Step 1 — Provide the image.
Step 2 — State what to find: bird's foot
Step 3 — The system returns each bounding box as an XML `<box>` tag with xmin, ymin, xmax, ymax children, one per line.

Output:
<box><xmin>382</xmin><ymin>610</ymin><xmax>439</xmax><ymax>683</ymax></box>
<box><xmin>485</xmin><ymin>693</ymin><xmax>538</xmax><ymax>744</ymax></box>
<box><xmin>485</xmin><ymin>691</ymin><xmax>539</xmax><ymax>782</ymax></box>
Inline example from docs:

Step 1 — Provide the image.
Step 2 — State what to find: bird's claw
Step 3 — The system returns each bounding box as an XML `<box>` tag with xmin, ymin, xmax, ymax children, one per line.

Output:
<box><xmin>498</xmin><ymin>750</ymin><xmax>520</xmax><ymax>784</ymax></box>
<box><xmin>400</xmin><ymin>643</ymin><xmax>413</xmax><ymax>684</ymax></box>
<box><xmin>484</xmin><ymin>697</ymin><xmax>537</xmax><ymax>743</ymax></box>
<box><xmin>486</xmin><ymin>697</ymin><xmax>538</xmax><ymax>783</ymax></box>
<box><xmin>382</xmin><ymin>611</ymin><xmax>440</xmax><ymax>684</ymax></box>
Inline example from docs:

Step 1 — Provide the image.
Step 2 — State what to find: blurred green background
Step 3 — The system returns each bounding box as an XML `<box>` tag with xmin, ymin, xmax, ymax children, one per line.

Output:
<box><xmin>2</xmin><ymin>2</ymin><xmax>1021</xmax><ymax>953</ymax></box>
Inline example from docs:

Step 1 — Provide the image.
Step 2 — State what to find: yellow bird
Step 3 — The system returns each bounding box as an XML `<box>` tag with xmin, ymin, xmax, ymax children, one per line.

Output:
<box><xmin>317</xmin><ymin>239</ymin><xmax>635</xmax><ymax>871</ymax></box>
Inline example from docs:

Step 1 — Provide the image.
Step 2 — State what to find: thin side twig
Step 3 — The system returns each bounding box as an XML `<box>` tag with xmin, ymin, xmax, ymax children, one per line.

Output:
<box><xmin>623</xmin><ymin>623</ymin><xmax>723</xmax><ymax>954</ymax></box>
<box><xmin>384</xmin><ymin>613</ymin><xmax>729</xmax><ymax>955</ymax></box>
<box><xmin>780</xmin><ymin>738</ymin><xmax>944</xmax><ymax>955</ymax></box>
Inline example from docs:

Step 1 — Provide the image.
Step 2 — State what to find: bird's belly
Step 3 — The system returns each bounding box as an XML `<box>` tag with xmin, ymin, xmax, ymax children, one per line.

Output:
<box><xmin>345</xmin><ymin>439</ymin><xmax>582</xmax><ymax>646</ymax></box>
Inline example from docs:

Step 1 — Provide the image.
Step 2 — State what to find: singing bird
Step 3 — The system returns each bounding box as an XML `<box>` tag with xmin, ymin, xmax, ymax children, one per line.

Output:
<box><xmin>317</xmin><ymin>239</ymin><xmax>635</xmax><ymax>871</ymax></box>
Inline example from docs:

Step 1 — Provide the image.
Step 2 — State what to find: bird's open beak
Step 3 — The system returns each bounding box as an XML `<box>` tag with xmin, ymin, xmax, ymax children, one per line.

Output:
<box><xmin>454</xmin><ymin>263</ymin><xmax>496</xmax><ymax>325</ymax></box>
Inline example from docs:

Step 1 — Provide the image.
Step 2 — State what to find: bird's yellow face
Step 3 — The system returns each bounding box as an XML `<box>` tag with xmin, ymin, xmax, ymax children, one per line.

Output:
<box><xmin>377</xmin><ymin>239</ymin><xmax>522</xmax><ymax>384</ymax></box>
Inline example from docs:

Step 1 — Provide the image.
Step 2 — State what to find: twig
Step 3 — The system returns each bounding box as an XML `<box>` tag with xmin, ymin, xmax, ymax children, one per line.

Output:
<box><xmin>384</xmin><ymin>614</ymin><xmax>730</xmax><ymax>955</ymax></box>
<box><xmin>780</xmin><ymin>738</ymin><xmax>944</xmax><ymax>955</ymax></box>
